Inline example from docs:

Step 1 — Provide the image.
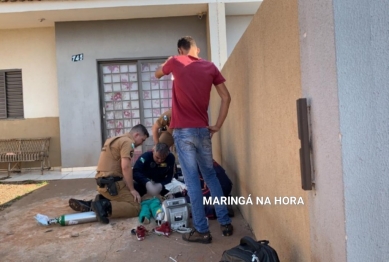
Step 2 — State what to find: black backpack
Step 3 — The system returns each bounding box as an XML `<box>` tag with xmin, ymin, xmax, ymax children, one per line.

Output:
<box><xmin>220</xmin><ymin>236</ymin><xmax>280</xmax><ymax>262</ymax></box>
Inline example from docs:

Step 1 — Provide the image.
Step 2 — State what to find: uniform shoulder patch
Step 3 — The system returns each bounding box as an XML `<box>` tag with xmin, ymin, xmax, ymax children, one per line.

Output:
<box><xmin>140</xmin><ymin>157</ymin><xmax>145</xmax><ymax>163</ymax></box>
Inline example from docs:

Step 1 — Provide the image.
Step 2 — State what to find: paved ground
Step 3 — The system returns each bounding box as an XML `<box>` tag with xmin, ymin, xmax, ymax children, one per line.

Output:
<box><xmin>0</xmin><ymin>169</ymin><xmax>97</xmax><ymax>182</ymax></box>
<box><xmin>0</xmin><ymin>178</ymin><xmax>255</xmax><ymax>262</ymax></box>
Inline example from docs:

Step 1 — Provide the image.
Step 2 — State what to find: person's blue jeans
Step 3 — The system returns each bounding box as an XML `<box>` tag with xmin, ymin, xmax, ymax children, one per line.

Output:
<box><xmin>173</xmin><ymin>128</ymin><xmax>231</xmax><ymax>233</ymax></box>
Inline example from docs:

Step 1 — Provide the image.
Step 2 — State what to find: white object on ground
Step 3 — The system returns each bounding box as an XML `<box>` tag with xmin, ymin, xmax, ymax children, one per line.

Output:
<box><xmin>35</xmin><ymin>214</ymin><xmax>50</xmax><ymax>226</ymax></box>
<box><xmin>164</xmin><ymin>178</ymin><xmax>187</xmax><ymax>196</ymax></box>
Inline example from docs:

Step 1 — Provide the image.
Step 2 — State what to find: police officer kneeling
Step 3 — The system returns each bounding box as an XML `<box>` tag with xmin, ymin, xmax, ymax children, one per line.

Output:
<box><xmin>68</xmin><ymin>124</ymin><xmax>149</xmax><ymax>224</ymax></box>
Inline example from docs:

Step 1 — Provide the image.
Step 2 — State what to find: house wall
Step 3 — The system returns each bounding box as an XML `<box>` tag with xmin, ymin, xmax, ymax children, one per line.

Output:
<box><xmin>226</xmin><ymin>15</ymin><xmax>253</xmax><ymax>57</ymax></box>
<box><xmin>298</xmin><ymin>0</ymin><xmax>389</xmax><ymax>260</ymax></box>
<box><xmin>0</xmin><ymin>27</ymin><xmax>61</xmax><ymax>169</ymax></box>
<box><xmin>55</xmin><ymin>16</ymin><xmax>207</xmax><ymax>168</ymax></box>
<box><xmin>333</xmin><ymin>0</ymin><xmax>389</xmax><ymax>260</ymax></box>
<box><xmin>212</xmin><ymin>0</ymin><xmax>310</xmax><ymax>261</ymax></box>
<box><xmin>298</xmin><ymin>0</ymin><xmax>347</xmax><ymax>260</ymax></box>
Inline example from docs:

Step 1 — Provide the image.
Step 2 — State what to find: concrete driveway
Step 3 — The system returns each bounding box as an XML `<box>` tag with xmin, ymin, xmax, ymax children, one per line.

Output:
<box><xmin>0</xmin><ymin>178</ymin><xmax>254</xmax><ymax>262</ymax></box>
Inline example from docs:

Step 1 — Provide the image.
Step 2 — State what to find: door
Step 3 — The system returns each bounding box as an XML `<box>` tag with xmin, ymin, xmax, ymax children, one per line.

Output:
<box><xmin>99</xmin><ymin>59</ymin><xmax>172</xmax><ymax>164</ymax></box>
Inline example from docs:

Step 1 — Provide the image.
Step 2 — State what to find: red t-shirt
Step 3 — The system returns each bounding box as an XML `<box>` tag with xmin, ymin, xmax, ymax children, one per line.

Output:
<box><xmin>162</xmin><ymin>55</ymin><xmax>226</xmax><ymax>128</ymax></box>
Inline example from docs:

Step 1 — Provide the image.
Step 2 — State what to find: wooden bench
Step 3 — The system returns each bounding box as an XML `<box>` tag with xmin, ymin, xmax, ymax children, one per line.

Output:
<box><xmin>0</xmin><ymin>137</ymin><xmax>51</xmax><ymax>177</ymax></box>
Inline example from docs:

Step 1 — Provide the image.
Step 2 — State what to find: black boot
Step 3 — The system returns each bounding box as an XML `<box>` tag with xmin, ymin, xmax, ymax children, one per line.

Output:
<box><xmin>68</xmin><ymin>198</ymin><xmax>92</xmax><ymax>212</ymax></box>
<box><xmin>91</xmin><ymin>199</ymin><xmax>112</xmax><ymax>224</ymax></box>
<box><xmin>95</xmin><ymin>194</ymin><xmax>107</xmax><ymax>201</ymax></box>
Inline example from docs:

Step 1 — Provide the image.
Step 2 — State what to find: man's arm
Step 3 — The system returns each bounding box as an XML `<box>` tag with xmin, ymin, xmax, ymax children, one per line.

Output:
<box><xmin>121</xmin><ymin>157</ymin><xmax>141</xmax><ymax>203</ymax></box>
<box><xmin>160</xmin><ymin>154</ymin><xmax>175</xmax><ymax>186</ymax></box>
<box><xmin>155</xmin><ymin>56</ymin><xmax>172</xmax><ymax>79</ymax></box>
<box><xmin>152</xmin><ymin>121</ymin><xmax>161</xmax><ymax>144</ymax></box>
<box><xmin>207</xmin><ymin>82</ymin><xmax>231</xmax><ymax>136</ymax></box>
<box><xmin>159</xmin><ymin>154</ymin><xmax>175</xmax><ymax>196</ymax></box>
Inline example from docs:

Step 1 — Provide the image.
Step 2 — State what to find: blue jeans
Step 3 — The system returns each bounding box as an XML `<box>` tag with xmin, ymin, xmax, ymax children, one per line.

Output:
<box><xmin>173</xmin><ymin>128</ymin><xmax>231</xmax><ymax>233</ymax></box>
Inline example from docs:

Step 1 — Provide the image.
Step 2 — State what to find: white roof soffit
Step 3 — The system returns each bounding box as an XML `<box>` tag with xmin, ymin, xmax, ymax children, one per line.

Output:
<box><xmin>0</xmin><ymin>0</ymin><xmax>262</xmax><ymax>29</ymax></box>
<box><xmin>225</xmin><ymin>2</ymin><xmax>262</xmax><ymax>16</ymax></box>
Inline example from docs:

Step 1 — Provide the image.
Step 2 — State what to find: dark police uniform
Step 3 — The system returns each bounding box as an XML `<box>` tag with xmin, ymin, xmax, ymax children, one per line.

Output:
<box><xmin>95</xmin><ymin>133</ymin><xmax>140</xmax><ymax>218</ymax></box>
<box><xmin>133</xmin><ymin>151</ymin><xmax>175</xmax><ymax>196</ymax></box>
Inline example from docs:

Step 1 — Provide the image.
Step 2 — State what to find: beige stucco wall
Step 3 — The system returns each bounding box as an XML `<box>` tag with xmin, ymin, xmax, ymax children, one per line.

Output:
<box><xmin>0</xmin><ymin>27</ymin><xmax>59</xmax><ymax>118</ymax></box>
<box><xmin>0</xmin><ymin>27</ymin><xmax>61</xmax><ymax>168</ymax></box>
<box><xmin>0</xmin><ymin>117</ymin><xmax>61</xmax><ymax>169</ymax></box>
<box><xmin>211</xmin><ymin>0</ymin><xmax>310</xmax><ymax>261</ymax></box>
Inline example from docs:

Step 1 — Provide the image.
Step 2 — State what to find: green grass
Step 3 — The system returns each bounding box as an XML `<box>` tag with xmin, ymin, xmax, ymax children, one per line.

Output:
<box><xmin>0</xmin><ymin>181</ymin><xmax>49</xmax><ymax>211</ymax></box>
<box><xmin>37</xmin><ymin>181</ymin><xmax>48</xmax><ymax>186</ymax></box>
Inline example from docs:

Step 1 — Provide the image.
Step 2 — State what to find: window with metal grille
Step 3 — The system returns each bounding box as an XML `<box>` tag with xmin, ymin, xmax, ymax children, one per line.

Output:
<box><xmin>0</xmin><ymin>70</ymin><xmax>24</xmax><ymax>119</ymax></box>
<box><xmin>99</xmin><ymin>60</ymin><xmax>172</xmax><ymax>164</ymax></box>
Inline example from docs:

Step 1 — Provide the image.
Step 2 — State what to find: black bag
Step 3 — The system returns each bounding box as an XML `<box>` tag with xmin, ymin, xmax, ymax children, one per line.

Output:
<box><xmin>220</xmin><ymin>236</ymin><xmax>280</xmax><ymax>262</ymax></box>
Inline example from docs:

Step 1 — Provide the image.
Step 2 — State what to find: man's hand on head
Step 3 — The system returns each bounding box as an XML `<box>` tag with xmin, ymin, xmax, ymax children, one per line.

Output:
<box><xmin>155</xmin><ymin>56</ymin><xmax>173</xmax><ymax>79</ymax></box>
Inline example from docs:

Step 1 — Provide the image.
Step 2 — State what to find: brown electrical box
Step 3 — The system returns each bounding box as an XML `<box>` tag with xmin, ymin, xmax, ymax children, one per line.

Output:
<box><xmin>296</xmin><ymin>98</ymin><xmax>313</xmax><ymax>190</ymax></box>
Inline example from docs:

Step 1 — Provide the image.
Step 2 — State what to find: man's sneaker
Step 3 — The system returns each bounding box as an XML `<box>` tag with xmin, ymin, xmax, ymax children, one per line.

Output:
<box><xmin>182</xmin><ymin>228</ymin><xmax>212</xmax><ymax>244</ymax></box>
<box><xmin>154</xmin><ymin>221</ymin><xmax>172</xmax><ymax>236</ymax></box>
<box><xmin>136</xmin><ymin>225</ymin><xmax>147</xmax><ymax>241</ymax></box>
<box><xmin>68</xmin><ymin>198</ymin><xmax>92</xmax><ymax>212</ymax></box>
<box><xmin>221</xmin><ymin>224</ymin><xmax>233</xmax><ymax>236</ymax></box>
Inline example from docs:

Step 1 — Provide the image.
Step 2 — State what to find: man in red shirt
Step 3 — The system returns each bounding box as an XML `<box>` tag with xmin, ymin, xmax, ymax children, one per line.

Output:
<box><xmin>155</xmin><ymin>36</ymin><xmax>232</xmax><ymax>244</ymax></box>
